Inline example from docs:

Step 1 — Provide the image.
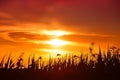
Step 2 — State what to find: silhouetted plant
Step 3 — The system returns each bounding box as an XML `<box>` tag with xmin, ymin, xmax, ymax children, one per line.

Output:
<box><xmin>0</xmin><ymin>46</ymin><xmax>120</xmax><ymax>80</ymax></box>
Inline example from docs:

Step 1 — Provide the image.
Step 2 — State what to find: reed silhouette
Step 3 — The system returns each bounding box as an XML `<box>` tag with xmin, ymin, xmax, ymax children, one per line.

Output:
<box><xmin>0</xmin><ymin>46</ymin><xmax>120</xmax><ymax>80</ymax></box>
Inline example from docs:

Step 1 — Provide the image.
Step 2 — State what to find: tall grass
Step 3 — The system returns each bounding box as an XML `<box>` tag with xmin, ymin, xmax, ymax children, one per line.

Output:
<box><xmin>0</xmin><ymin>46</ymin><xmax>120</xmax><ymax>80</ymax></box>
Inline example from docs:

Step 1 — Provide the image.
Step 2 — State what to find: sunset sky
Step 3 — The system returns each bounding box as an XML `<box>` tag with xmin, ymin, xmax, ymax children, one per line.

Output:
<box><xmin>0</xmin><ymin>0</ymin><xmax>120</xmax><ymax>61</ymax></box>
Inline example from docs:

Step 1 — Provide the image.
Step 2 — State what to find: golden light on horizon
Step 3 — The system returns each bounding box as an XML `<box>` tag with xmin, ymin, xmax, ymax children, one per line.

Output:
<box><xmin>46</xmin><ymin>39</ymin><xmax>69</xmax><ymax>47</ymax></box>
<box><xmin>50</xmin><ymin>49</ymin><xmax>66</xmax><ymax>58</ymax></box>
<box><xmin>39</xmin><ymin>48</ymin><xmax>67</xmax><ymax>58</ymax></box>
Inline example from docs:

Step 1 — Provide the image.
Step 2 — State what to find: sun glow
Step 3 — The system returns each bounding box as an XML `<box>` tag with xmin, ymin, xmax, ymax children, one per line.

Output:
<box><xmin>46</xmin><ymin>39</ymin><xmax>69</xmax><ymax>47</ymax></box>
<box><xmin>39</xmin><ymin>48</ymin><xmax>67</xmax><ymax>58</ymax></box>
<box><xmin>42</xmin><ymin>30</ymin><xmax>71</xmax><ymax>37</ymax></box>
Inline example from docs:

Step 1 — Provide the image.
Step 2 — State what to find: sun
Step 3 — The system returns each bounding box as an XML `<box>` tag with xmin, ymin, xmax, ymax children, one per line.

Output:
<box><xmin>46</xmin><ymin>39</ymin><xmax>69</xmax><ymax>47</ymax></box>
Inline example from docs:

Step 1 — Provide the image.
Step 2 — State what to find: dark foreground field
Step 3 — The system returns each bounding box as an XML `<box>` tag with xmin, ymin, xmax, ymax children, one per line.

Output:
<box><xmin>0</xmin><ymin>46</ymin><xmax>120</xmax><ymax>80</ymax></box>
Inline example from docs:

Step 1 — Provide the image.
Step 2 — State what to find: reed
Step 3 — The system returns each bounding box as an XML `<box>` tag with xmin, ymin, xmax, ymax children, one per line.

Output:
<box><xmin>0</xmin><ymin>46</ymin><xmax>120</xmax><ymax>80</ymax></box>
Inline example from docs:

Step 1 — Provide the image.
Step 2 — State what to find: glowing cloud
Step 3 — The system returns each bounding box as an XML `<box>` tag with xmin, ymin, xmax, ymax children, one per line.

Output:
<box><xmin>42</xmin><ymin>30</ymin><xmax>72</xmax><ymax>37</ymax></box>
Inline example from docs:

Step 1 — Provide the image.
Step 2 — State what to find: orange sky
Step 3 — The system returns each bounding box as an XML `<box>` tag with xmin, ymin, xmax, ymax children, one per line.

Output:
<box><xmin>0</xmin><ymin>0</ymin><xmax>120</xmax><ymax>62</ymax></box>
